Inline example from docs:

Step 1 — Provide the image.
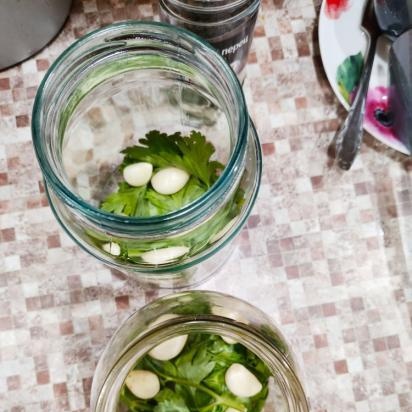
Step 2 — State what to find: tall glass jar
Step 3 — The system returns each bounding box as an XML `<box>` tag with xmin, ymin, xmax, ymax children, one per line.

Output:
<box><xmin>91</xmin><ymin>291</ymin><xmax>309</xmax><ymax>412</ymax></box>
<box><xmin>32</xmin><ymin>22</ymin><xmax>261</xmax><ymax>288</ymax></box>
<box><xmin>159</xmin><ymin>0</ymin><xmax>260</xmax><ymax>80</ymax></box>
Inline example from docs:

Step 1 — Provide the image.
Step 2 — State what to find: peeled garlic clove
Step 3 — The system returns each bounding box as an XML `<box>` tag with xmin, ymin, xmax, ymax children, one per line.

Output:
<box><xmin>211</xmin><ymin>306</ymin><xmax>248</xmax><ymax>324</ymax></box>
<box><xmin>151</xmin><ymin>167</ymin><xmax>190</xmax><ymax>195</ymax></box>
<box><xmin>141</xmin><ymin>246</ymin><xmax>189</xmax><ymax>265</ymax></box>
<box><xmin>148</xmin><ymin>314</ymin><xmax>188</xmax><ymax>360</ymax></box>
<box><xmin>123</xmin><ymin>162</ymin><xmax>153</xmax><ymax>187</ymax></box>
<box><xmin>102</xmin><ymin>242</ymin><xmax>121</xmax><ymax>256</ymax></box>
<box><xmin>125</xmin><ymin>370</ymin><xmax>160</xmax><ymax>399</ymax></box>
<box><xmin>221</xmin><ymin>336</ymin><xmax>238</xmax><ymax>345</ymax></box>
<box><xmin>225</xmin><ymin>363</ymin><xmax>263</xmax><ymax>398</ymax></box>
<box><xmin>209</xmin><ymin>217</ymin><xmax>238</xmax><ymax>243</ymax></box>
<box><xmin>149</xmin><ymin>335</ymin><xmax>188</xmax><ymax>361</ymax></box>
<box><xmin>212</xmin><ymin>306</ymin><xmax>248</xmax><ymax>346</ymax></box>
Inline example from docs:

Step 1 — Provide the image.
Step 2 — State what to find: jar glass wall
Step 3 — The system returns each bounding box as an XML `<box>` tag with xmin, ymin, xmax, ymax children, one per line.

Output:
<box><xmin>91</xmin><ymin>291</ymin><xmax>309</xmax><ymax>412</ymax></box>
<box><xmin>32</xmin><ymin>22</ymin><xmax>262</xmax><ymax>287</ymax></box>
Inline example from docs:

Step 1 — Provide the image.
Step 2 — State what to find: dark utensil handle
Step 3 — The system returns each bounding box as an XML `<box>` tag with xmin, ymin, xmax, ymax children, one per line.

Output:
<box><xmin>335</xmin><ymin>36</ymin><xmax>378</xmax><ymax>170</ymax></box>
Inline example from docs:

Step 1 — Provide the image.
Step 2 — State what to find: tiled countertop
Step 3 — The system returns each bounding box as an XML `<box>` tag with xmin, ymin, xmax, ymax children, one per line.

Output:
<box><xmin>1</xmin><ymin>1</ymin><xmax>412</xmax><ymax>411</ymax></box>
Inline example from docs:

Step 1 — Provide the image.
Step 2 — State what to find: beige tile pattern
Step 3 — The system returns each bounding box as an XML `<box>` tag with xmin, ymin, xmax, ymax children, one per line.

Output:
<box><xmin>1</xmin><ymin>0</ymin><xmax>412</xmax><ymax>411</ymax></box>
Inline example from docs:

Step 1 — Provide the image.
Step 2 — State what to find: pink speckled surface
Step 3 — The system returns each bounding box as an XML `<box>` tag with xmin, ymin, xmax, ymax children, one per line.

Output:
<box><xmin>1</xmin><ymin>0</ymin><xmax>412</xmax><ymax>411</ymax></box>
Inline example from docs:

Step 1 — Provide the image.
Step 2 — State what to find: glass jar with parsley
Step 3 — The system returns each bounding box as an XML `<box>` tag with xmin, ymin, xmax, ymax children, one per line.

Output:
<box><xmin>91</xmin><ymin>291</ymin><xmax>309</xmax><ymax>412</ymax></box>
<box><xmin>32</xmin><ymin>21</ymin><xmax>261</xmax><ymax>287</ymax></box>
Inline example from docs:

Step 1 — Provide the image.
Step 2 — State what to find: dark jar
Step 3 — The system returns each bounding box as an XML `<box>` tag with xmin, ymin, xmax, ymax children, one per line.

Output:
<box><xmin>159</xmin><ymin>0</ymin><xmax>260</xmax><ymax>79</ymax></box>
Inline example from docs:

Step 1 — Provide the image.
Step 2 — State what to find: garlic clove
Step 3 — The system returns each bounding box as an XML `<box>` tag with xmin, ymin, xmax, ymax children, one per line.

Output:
<box><xmin>211</xmin><ymin>306</ymin><xmax>248</xmax><ymax>324</ymax></box>
<box><xmin>102</xmin><ymin>242</ymin><xmax>121</xmax><ymax>256</ymax></box>
<box><xmin>209</xmin><ymin>217</ymin><xmax>238</xmax><ymax>243</ymax></box>
<box><xmin>125</xmin><ymin>370</ymin><xmax>160</xmax><ymax>399</ymax></box>
<box><xmin>225</xmin><ymin>363</ymin><xmax>263</xmax><ymax>398</ymax></box>
<box><xmin>211</xmin><ymin>306</ymin><xmax>249</xmax><ymax>345</ymax></box>
<box><xmin>151</xmin><ymin>167</ymin><xmax>190</xmax><ymax>195</ymax></box>
<box><xmin>221</xmin><ymin>336</ymin><xmax>238</xmax><ymax>345</ymax></box>
<box><xmin>123</xmin><ymin>162</ymin><xmax>153</xmax><ymax>187</ymax></box>
<box><xmin>149</xmin><ymin>335</ymin><xmax>188</xmax><ymax>361</ymax></box>
<box><xmin>147</xmin><ymin>314</ymin><xmax>188</xmax><ymax>360</ymax></box>
<box><xmin>141</xmin><ymin>246</ymin><xmax>189</xmax><ymax>265</ymax></box>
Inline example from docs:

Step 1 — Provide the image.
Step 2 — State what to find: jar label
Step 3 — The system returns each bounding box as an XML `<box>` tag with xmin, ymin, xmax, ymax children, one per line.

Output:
<box><xmin>221</xmin><ymin>35</ymin><xmax>249</xmax><ymax>57</ymax></box>
<box><xmin>207</xmin><ymin>11</ymin><xmax>258</xmax><ymax>75</ymax></box>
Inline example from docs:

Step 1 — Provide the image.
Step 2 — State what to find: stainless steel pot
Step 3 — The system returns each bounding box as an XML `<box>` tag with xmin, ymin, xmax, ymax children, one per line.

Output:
<box><xmin>0</xmin><ymin>0</ymin><xmax>72</xmax><ymax>70</ymax></box>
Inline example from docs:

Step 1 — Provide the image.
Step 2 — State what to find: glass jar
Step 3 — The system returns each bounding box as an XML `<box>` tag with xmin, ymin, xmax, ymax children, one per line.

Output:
<box><xmin>159</xmin><ymin>0</ymin><xmax>260</xmax><ymax>80</ymax></box>
<box><xmin>91</xmin><ymin>291</ymin><xmax>309</xmax><ymax>412</ymax></box>
<box><xmin>32</xmin><ymin>21</ymin><xmax>261</xmax><ymax>288</ymax></box>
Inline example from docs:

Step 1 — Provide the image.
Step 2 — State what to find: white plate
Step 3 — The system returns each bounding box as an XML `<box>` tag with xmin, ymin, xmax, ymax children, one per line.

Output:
<box><xmin>318</xmin><ymin>0</ymin><xmax>410</xmax><ymax>155</ymax></box>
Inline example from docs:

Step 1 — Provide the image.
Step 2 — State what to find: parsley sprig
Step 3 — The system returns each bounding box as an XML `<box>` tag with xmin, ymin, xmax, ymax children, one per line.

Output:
<box><xmin>88</xmin><ymin>130</ymin><xmax>245</xmax><ymax>262</ymax></box>
<box><xmin>119</xmin><ymin>334</ymin><xmax>271</xmax><ymax>412</ymax></box>
<box><xmin>122</xmin><ymin>130</ymin><xmax>224</xmax><ymax>187</ymax></box>
<box><xmin>100</xmin><ymin>130</ymin><xmax>224</xmax><ymax>218</ymax></box>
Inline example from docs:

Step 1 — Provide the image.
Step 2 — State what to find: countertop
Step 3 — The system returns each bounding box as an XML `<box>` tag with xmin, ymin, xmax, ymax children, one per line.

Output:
<box><xmin>1</xmin><ymin>0</ymin><xmax>412</xmax><ymax>411</ymax></box>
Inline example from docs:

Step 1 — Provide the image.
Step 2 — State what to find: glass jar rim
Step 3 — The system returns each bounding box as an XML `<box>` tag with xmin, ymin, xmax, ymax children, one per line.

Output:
<box><xmin>160</xmin><ymin>0</ymin><xmax>261</xmax><ymax>26</ymax></box>
<box><xmin>31</xmin><ymin>21</ymin><xmax>249</xmax><ymax>228</ymax></box>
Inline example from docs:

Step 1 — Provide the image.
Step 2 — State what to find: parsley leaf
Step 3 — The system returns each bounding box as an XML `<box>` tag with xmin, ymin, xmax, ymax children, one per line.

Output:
<box><xmin>121</xmin><ymin>130</ymin><xmax>224</xmax><ymax>188</ymax></box>
<box><xmin>122</xmin><ymin>130</ymin><xmax>183</xmax><ymax>171</ymax></box>
<box><xmin>145</xmin><ymin>177</ymin><xmax>208</xmax><ymax>215</ymax></box>
<box><xmin>175</xmin><ymin>335</ymin><xmax>216</xmax><ymax>384</ymax></box>
<box><xmin>174</xmin><ymin>130</ymin><xmax>224</xmax><ymax>187</ymax></box>
<box><xmin>100</xmin><ymin>182</ymin><xmax>146</xmax><ymax>216</ymax></box>
<box><xmin>100</xmin><ymin>130</ymin><xmax>223</xmax><ymax>218</ymax></box>
<box><xmin>154</xmin><ymin>389</ymin><xmax>190</xmax><ymax>412</ymax></box>
<box><xmin>100</xmin><ymin>176</ymin><xmax>208</xmax><ymax>218</ymax></box>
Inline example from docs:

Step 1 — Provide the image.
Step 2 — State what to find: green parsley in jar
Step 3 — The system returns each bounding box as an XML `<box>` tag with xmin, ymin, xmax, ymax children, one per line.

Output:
<box><xmin>90</xmin><ymin>292</ymin><xmax>309</xmax><ymax>412</ymax></box>
<box><xmin>32</xmin><ymin>22</ymin><xmax>261</xmax><ymax>287</ymax></box>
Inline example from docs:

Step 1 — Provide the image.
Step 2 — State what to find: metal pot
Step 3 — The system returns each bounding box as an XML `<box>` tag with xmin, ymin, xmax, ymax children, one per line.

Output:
<box><xmin>0</xmin><ymin>0</ymin><xmax>72</xmax><ymax>70</ymax></box>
